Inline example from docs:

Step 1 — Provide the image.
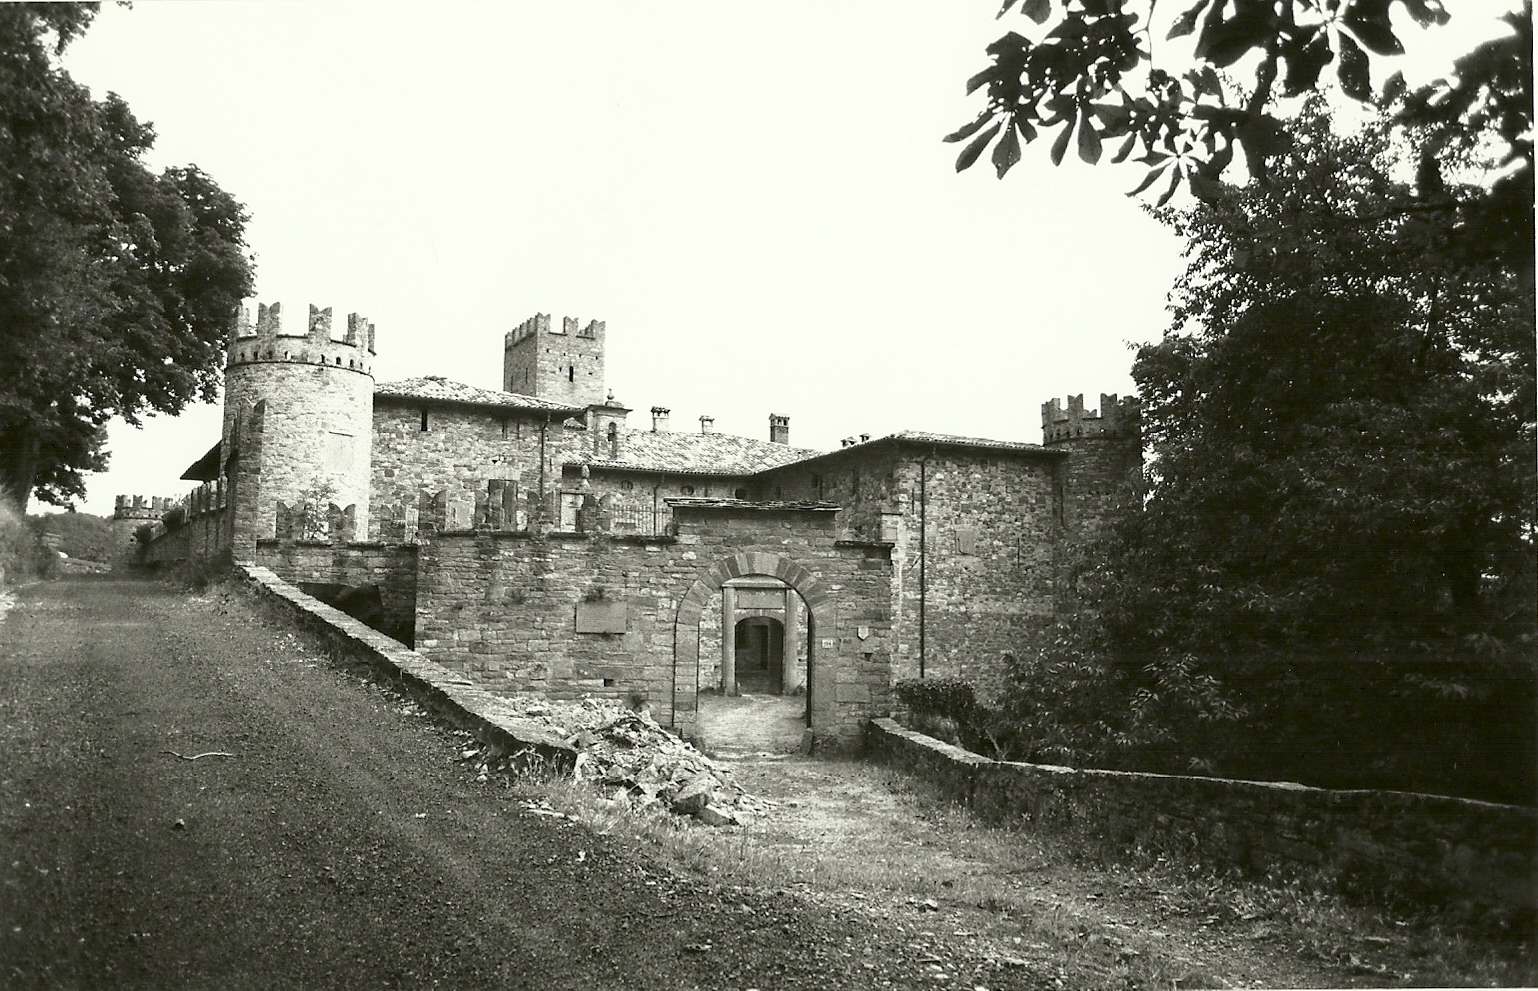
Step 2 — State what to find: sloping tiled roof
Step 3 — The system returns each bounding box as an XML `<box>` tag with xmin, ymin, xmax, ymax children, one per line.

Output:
<box><xmin>884</xmin><ymin>429</ymin><xmax>1057</xmax><ymax>453</ymax></box>
<box><xmin>572</xmin><ymin>430</ymin><xmax>822</xmax><ymax>477</ymax></box>
<box><xmin>757</xmin><ymin>429</ymin><xmax>1061</xmax><ymax>473</ymax></box>
<box><xmin>374</xmin><ymin>376</ymin><xmax>585</xmax><ymax>416</ymax></box>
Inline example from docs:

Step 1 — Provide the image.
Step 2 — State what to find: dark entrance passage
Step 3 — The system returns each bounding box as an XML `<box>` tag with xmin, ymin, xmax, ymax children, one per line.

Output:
<box><xmin>734</xmin><ymin>617</ymin><xmax>784</xmax><ymax>695</ymax></box>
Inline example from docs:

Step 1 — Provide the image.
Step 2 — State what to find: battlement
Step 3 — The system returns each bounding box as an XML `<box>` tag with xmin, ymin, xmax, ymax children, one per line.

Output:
<box><xmin>503</xmin><ymin>313</ymin><xmax>606</xmax><ymax>349</ymax></box>
<box><xmin>228</xmin><ymin>301</ymin><xmax>376</xmax><ymax>374</ymax></box>
<box><xmin>1041</xmin><ymin>393</ymin><xmax>1140</xmax><ymax>444</ymax></box>
<box><xmin>113</xmin><ymin>494</ymin><xmax>177</xmax><ymax>520</ymax></box>
<box><xmin>505</xmin><ymin>312</ymin><xmax>552</xmax><ymax>349</ymax></box>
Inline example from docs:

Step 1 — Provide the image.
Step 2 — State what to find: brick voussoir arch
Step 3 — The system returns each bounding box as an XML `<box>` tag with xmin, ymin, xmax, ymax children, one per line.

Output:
<box><xmin>672</xmin><ymin>550</ymin><xmax>831</xmax><ymax>737</ymax></box>
<box><xmin>681</xmin><ymin>551</ymin><xmax>828</xmax><ymax>610</ymax></box>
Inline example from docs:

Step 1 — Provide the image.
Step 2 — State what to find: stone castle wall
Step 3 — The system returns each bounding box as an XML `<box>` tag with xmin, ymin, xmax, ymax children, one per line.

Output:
<box><xmin>370</xmin><ymin>404</ymin><xmax>566</xmax><ymax>537</ymax></box>
<box><xmin>893</xmin><ymin>450</ymin><xmax>1060</xmax><ymax>699</ymax></box>
<box><xmin>414</xmin><ymin>504</ymin><xmax>894</xmax><ymax>748</ymax></box>
<box><xmin>755</xmin><ymin>443</ymin><xmax>1062</xmax><ymax>699</ymax></box>
<box><xmin>254</xmin><ymin>539</ymin><xmax>419</xmax><ymax>638</ymax></box>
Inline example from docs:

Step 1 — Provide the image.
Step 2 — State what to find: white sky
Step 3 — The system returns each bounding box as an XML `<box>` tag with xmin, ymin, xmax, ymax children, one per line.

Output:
<box><xmin>54</xmin><ymin>0</ymin><xmax>1512</xmax><ymax>517</ymax></box>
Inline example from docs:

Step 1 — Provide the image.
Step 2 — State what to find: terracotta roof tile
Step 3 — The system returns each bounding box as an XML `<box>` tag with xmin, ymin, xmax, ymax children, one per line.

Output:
<box><xmin>573</xmin><ymin>430</ymin><xmax>821</xmax><ymax>476</ymax></box>
<box><xmin>374</xmin><ymin>376</ymin><xmax>585</xmax><ymax>415</ymax></box>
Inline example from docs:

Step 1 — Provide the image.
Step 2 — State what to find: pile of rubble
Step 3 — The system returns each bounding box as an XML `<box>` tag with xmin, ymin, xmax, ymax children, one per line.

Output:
<box><xmin>493</xmin><ymin>695</ymin><xmax>774</xmax><ymax>827</ymax></box>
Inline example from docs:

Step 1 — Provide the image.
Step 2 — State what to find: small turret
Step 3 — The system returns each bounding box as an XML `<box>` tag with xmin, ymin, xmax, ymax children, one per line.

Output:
<box><xmin>112</xmin><ymin>494</ymin><xmax>176</xmax><ymax>521</ymax></box>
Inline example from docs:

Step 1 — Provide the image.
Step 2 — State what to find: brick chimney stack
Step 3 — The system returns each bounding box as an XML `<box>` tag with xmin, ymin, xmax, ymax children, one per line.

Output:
<box><xmin>650</xmin><ymin>406</ymin><xmax>670</xmax><ymax>432</ymax></box>
<box><xmin>699</xmin><ymin>415</ymin><xmax>714</xmax><ymax>434</ymax></box>
<box><xmin>769</xmin><ymin>414</ymin><xmax>790</xmax><ymax>445</ymax></box>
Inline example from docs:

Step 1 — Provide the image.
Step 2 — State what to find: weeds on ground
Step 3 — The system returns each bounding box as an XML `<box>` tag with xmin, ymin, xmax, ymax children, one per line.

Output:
<box><xmin>503</xmin><ymin>756</ymin><xmax>1537</xmax><ymax>988</ymax></box>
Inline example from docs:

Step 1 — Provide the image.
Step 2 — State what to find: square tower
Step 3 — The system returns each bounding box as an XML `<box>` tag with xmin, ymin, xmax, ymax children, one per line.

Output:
<box><xmin>502</xmin><ymin>313</ymin><xmax>607</xmax><ymax>407</ymax></box>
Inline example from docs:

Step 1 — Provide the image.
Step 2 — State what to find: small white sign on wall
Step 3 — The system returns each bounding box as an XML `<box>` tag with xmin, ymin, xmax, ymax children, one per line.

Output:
<box><xmin>820</xmin><ymin>638</ymin><xmax>834</xmax><ymax>649</ymax></box>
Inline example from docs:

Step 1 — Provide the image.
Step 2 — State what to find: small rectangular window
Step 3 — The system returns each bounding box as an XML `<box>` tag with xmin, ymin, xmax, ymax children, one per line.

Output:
<box><xmin>419</xmin><ymin>409</ymin><xmax>429</xmax><ymax>431</ymax></box>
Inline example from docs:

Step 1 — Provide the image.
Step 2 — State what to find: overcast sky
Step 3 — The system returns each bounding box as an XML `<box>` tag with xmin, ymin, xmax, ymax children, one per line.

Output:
<box><xmin>55</xmin><ymin>1</ymin><xmax>1510</xmax><ymax>517</ymax></box>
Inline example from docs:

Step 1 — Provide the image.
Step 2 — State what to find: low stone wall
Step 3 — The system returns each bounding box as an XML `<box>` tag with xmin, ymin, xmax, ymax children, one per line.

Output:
<box><xmin>254</xmin><ymin>539</ymin><xmax>418</xmax><ymax>640</ymax></box>
<box><xmin>866</xmin><ymin>718</ymin><xmax>1537</xmax><ymax>910</ymax></box>
<box><xmin>238</xmin><ymin>564</ymin><xmax>575</xmax><ymax>773</ymax></box>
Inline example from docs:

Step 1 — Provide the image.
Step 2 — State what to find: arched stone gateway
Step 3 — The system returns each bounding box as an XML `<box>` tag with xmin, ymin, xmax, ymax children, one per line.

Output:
<box><xmin>666</xmin><ymin>502</ymin><xmax>896</xmax><ymax>752</ymax></box>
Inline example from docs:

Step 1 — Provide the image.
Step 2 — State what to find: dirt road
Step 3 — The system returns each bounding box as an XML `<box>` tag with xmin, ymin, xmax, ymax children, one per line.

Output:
<box><xmin>0</xmin><ymin>577</ymin><xmax>967</xmax><ymax>990</ymax></box>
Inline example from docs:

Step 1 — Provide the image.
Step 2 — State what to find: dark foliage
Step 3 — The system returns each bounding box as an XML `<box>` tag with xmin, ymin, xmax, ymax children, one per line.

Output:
<box><xmin>0</xmin><ymin>3</ymin><xmax>255</xmax><ymax>510</ymax></box>
<box><xmin>948</xmin><ymin>0</ymin><xmax>1531</xmax><ymax>267</ymax></box>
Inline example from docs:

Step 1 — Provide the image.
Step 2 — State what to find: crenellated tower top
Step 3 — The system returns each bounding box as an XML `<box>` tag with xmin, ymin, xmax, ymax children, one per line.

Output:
<box><xmin>113</xmin><ymin>494</ymin><xmax>176</xmax><ymax>520</ymax></box>
<box><xmin>228</xmin><ymin>302</ymin><xmax>376</xmax><ymax>376</ymax></box>
<box><xmin>502</xmin><ymin>310</ymin><xmax>607</xmax><ymax>405</ymax></box>
<box><xmin>1041</xmin><ymin>393</ymin><xmax>1140</xmax><ymax>445</ymax></box>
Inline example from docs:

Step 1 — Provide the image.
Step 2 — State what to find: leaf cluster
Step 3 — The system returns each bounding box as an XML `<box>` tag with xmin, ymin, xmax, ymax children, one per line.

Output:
<box><xmin>947</xmin><ymin>0</ymin><xmax>1529</xmax><ymax>261</ymax></box>
<box><xmin>0</xmin><ymin>4</ymin><xmax>255</xmax><ymax>508</ymax></box>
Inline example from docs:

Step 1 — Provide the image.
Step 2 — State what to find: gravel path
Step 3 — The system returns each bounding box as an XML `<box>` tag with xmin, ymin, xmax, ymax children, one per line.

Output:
<box><xmin>0</xmin><ymin>576</ymin><xmax>988</xmax><ymax>990</ymax></box>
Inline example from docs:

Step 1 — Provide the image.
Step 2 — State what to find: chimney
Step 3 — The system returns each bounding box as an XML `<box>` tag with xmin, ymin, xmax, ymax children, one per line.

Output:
<box><xmin>769</xmin><ymin>414</ymin><xmax>790</xmax><ymax>445</ymax></box>
<box><xmin>859</xmin><ymin>433</ymin><xmax>870</xmax><ymax>443</ymax></box>
<box><xmin>650</xmin><ymin>406</ymin><xmax>670</xmax><ymax>432</ymax></box>
<box><xmin>699</xmin><ymin>415</ymin><xmax>714</xmax><ymax>434</ymax></box>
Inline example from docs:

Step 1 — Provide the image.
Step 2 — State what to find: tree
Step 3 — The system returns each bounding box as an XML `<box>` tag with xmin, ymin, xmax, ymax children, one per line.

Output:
<box><xmin>0</xmin><ymin>3</ymin><xmax>254</xmax><ymax>511</ymax></box>
<box><xmin>947</xmin><ymin>0</ymin><xmax>1532</xmax><ymax>268</ymax></box>
<box><xmin>1102</xmin><ymin>100</ymin><xmax>1534</xmax><ymax>658</ymax></box>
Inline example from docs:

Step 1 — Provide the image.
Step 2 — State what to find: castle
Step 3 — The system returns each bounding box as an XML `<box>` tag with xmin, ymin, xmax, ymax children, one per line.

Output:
<box><xmin>129</xmin><ymin>303</ymin><xmax>1140</xmax><ymax>749</ymax></box>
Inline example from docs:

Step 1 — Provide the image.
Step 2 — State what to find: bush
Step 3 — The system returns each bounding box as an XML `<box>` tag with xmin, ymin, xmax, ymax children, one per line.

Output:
<box><xmin>893</xmin><ymin>678</ymin><xmax>977</xmax><ymax>723</ymax></box>
<box><xmin>25</xmin><ymin>510</ymin><xmax>120</xmax><ymax>563</ymax></box>
<box><xmin>0</xmin><ymin>500</ymin><xmax>56</xmax><ymax>583</ymax></box>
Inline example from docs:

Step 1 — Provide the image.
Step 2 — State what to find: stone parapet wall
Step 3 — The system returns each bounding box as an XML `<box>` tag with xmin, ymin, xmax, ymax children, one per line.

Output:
<box><xmin>254</xmin><ymin>540</ymin><xmax>419</xmax><ymax>639</ymax></box>
<box><xmin>238</xmin><ymin>564</ymin><xmax>574</xmax><ymax>773</ymax></box>
<box><xmin>866</xmin><ymin>718</ymin><xmax>1537</xmax><ymax>910</ymax></box>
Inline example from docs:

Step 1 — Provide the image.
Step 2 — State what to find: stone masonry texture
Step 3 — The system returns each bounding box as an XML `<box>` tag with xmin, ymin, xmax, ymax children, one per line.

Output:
<box><xmin>868</xmin><ymin>718</ymin><xmax>1538</xmax><ymax>912</ymax></box>
<box><xmin>414</xmin><ymin>504</ymin><xmax>893</xmax><ymax>750</ymax></box>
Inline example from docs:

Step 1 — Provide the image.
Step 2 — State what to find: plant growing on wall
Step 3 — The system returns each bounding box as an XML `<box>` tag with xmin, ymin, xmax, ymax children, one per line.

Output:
<box><xmin>292</xmin><ymin>479</ymin><xmax>338</xmax><ymax>542</ymax></box>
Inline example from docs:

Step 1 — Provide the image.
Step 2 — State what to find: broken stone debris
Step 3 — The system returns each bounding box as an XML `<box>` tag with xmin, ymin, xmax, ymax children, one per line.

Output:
<box><xmin>483</xmin><ymin>694</ymin><xmax>775</xmax><ymax>827</ymax></box>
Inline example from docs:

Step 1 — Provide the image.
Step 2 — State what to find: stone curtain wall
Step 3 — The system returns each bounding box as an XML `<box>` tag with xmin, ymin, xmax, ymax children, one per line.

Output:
<box><xmin>416</xmin><ymin>530</ymin><xmax>680</xmax><ymax>708</ymax></box>
<box><xmin>867</xmin><ymin>719</ymin><xmax>1538</xmax><ymax>911</ymax></box>
<box><xmin>253</xmin><ymin>539</ymin><xmax>419</xmax><ymax>637</ymax></box>
<box><xmin>370</xmin><ymin>405</ymin><xmax>563</xmax><ymax>537</ymax></box>
<box><xmin>894</xmin><ymin>450</ymin><xmax>1060</xmax><ymax>699</ymax></box>
<box><xmin>141</xmin><ymin>506</ymin><xmax>229</xmax><ymax>566</ymax></box>
<box><xmin>414</xmin><ymin>504</ymin><xmax>894</xmax><ymax>749</ymax></box>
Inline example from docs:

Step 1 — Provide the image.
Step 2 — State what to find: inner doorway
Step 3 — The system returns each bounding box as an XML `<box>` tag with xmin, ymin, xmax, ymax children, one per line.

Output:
<box><xmin>734</xmin><ymin>618</ymin><xmax>784</xmax><ymax>694</ymax></box>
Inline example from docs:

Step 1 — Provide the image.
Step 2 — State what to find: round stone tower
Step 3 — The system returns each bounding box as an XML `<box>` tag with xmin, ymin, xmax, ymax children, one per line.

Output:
<box><xmin>221</xmin><ymin>301</ymin><xmax>375</xmax><ymax>542</ymax></box>
<box><xmin>1041</xmin><ymin>393</ymin><xmax>1142</xmax><ymax>533</ymax></box>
